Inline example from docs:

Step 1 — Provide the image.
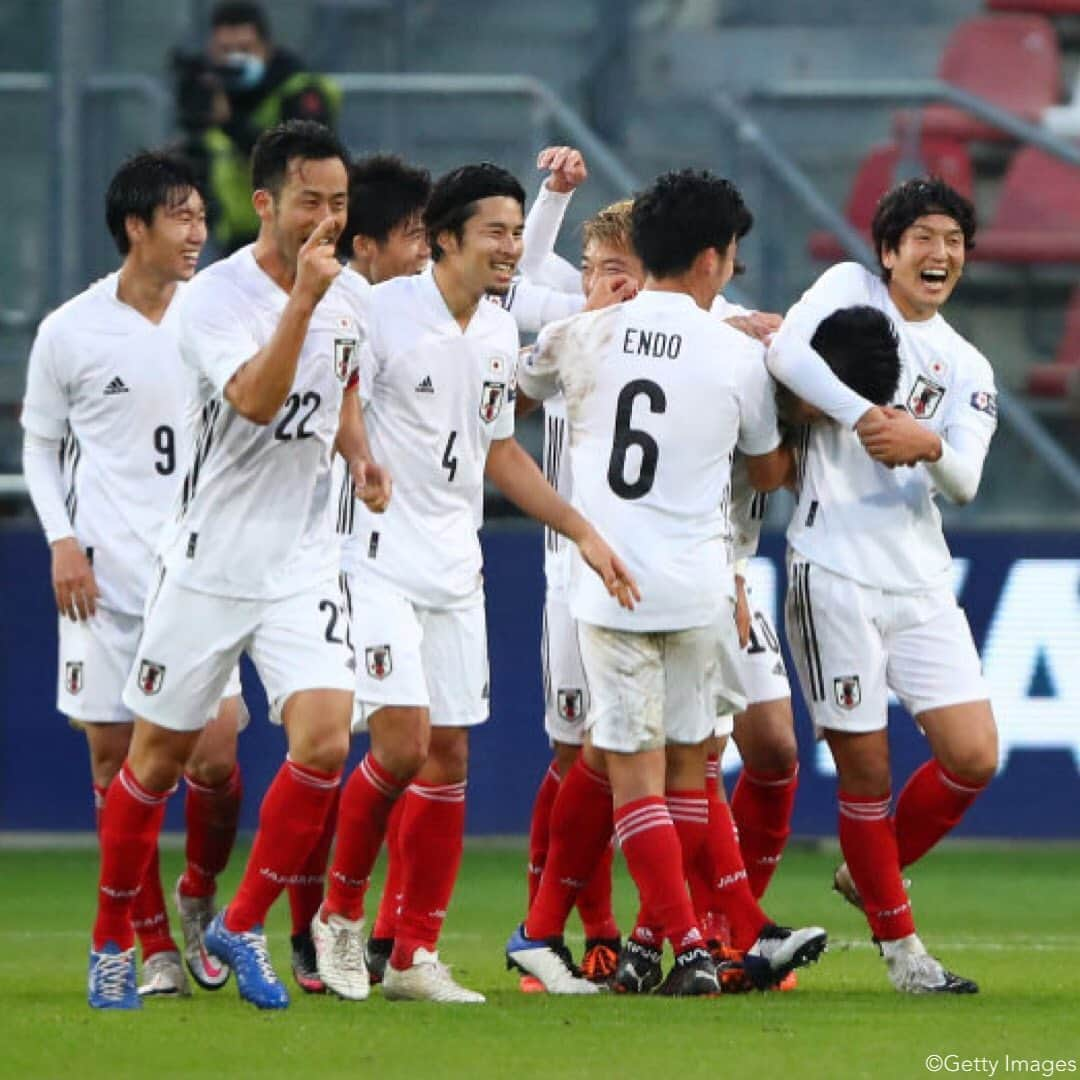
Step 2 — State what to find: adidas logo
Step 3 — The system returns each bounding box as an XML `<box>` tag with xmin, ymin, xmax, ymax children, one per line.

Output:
<box><xmin>103</xmin><ymin>377</ymin><xmax>129</xmax><ymax>395</ymax></box>
<box><xmin>415</xmin><ymin>375</ymin><xmax>434</xmax><ymax>394</ymax></box>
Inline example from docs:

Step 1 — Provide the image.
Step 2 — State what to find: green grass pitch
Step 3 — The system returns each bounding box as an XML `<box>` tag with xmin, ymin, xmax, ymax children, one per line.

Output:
<box><xmin>2</xmin><ymin>840</ymin><xmax>1078</xmax><ymax>1079</ymax></box>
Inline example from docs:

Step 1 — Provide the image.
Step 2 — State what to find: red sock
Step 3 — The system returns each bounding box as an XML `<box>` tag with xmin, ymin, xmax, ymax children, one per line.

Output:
<box><xmin>371</xmin><ymin>797</ymin><xmax>405</xmax><ymax>940</ymax></box>
<box><xmin>133</xmin><ymin>844</ymin><xmax>177</xmax><ymax>960</ymax></box>
<box><xmin>526</xmin><ymin>761</ymin><xmax>561</xmax><ymax>908</ymax></box>
<box><xmin>575</xmin><ymin>842</ymin><xmax>619</xmax><ymax>941</ymax></box>
<box><xmin>705</xmin><ymin>754</ymin><xmax>721</xmax><ymax>799</ymax></box>
<box><xmin>525</xmin><ymin>758</ymin><xmax>613</xmax><ymax>941</ymax></box>
<box><xmin>707</xmin><ymin>796</ymin><xmax>769</xmax><ymax>950</ymax></box>
<box><xmin>838</xmin><ymin>791</ymin><xmax>915</xmax><ymax>941</ymax></box>
<box><xmin>325</xmin><ymin>753</ymin><xmax>407</xmax><ymax>922</ymax></box>
<box><xmin>731</xmin><ymin>763</ymin><xmax>798</xmax><ymax>899</ymax></box>
<box><xmin>895</xmin><ymin>760</ymin><xmax>988</xmax><ymax>869</ymax></box>
<box><xmin>667</xmin><ymin>790</ymin><xmax>712</xmax><ymax>924</ymax></box>
<box><xmin>614</xmin><ymin>797</ymin><xmax>702</xmax><ymax>955</ymax></box>
<box><xmin>93</xmin><ymin>763</ymin><xmax>173</xmax><ymax>951</ymax></box>
<box><xmin>179</xmin><ymin>765</ymin><xmax>243</xmax><ymax>899</ymax></box>
<box><xmin>224</xmin><ymin>760</ymin><xmax>341</xmax><ymax>933</ymax></box>
<box><xmin>288</xmin><ymin>785</ymin><xmax>340</xmax><ymax>936</ymax></box>
<box><xmin>390</xmin><ymin>780</ymin><xmax>466</xmax><ymax>967</ymax></box>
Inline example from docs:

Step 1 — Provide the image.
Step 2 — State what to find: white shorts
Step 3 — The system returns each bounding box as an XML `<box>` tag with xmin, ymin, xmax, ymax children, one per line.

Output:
<box><xmin>579</xmin><ymin>615</ymin><xmax>747</xmax><ymax>754</ymax></box>
<box><xmin>715</xmin><ymin>597</ymin><xmax>791</xmax><ymax>738</ymax></box>
<box><xmin>345</xmin><ymin>574</ymin><xmax>489</xmax><ymax>731</ymax></box>
<box><xmin>59</xmin><ymin>606</ymin><xmax>242</xmax><ymax>726</ymax></box>
<box><xmin>122</xmin><ymin>573</ymin><xmax>353</xmax><ymax>732</ymax></box>
<box><xmin>542</xmin><ymin>593</ymin><xmax>589</xmax><ymax>747</ymax></box>
<box><xmin>785</xmin><ymin>554</ymin><xmax>989</xmax><ymax>735</ymax></box>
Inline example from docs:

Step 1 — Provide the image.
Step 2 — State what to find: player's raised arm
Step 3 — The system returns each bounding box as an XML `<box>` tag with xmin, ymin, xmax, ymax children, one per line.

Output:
<box><xmin>519</xmin><ymin>146</ymin><xmax>588</xmax><ymax>287</ymax></box>
<box><xmin>767</xmin><ymin>265</ymin><xmax>878</xmax><ymax>431</ymax></box>
<box><xmin>225</xmin><ymin>216</ymin><xmax>342</xmax><ymax>423</ymax></box>
<box><xmin>484</xmin><ymin>437</ymin><xmax>640</xmax><ymax>610</ymax></box>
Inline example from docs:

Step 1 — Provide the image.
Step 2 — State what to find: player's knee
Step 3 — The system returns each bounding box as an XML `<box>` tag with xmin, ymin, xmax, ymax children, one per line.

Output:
<box><xmin>427</xmin><ymin>728</ymin><xmax>469</xmax><ymax>782</ymax></box>
<box><xmin>741</xmin><ymin>729</ymin><xmax>798</xmax><ymax>775</ymax></box>
<box><xmin>185</xmin><ymin>755</ymin><xmax>235</xmax><ymax>788</ymax></box>
<box><xmin>940</xmin><ymin>741</ymin><xmax>998</xmax><ymax>786</ymax></box>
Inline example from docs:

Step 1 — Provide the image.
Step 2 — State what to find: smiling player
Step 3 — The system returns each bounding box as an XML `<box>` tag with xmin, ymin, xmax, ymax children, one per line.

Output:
<box><xmin>767</xmin><ymin>177</ymin><xmax>998</xmax><ymax>994</ymax></box>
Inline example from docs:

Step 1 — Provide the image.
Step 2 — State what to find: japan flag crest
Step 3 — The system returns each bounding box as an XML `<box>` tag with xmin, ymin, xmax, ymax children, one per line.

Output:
<box><xmin>65</xmin><ymin>661</ymin><xmax>83</xmax><ymax>695</ymax></box>
<box><xmin>907</xmin><ymin>375</ymin><xmax>945</xmax><ymax>419</ymax></box>
<box><xmin>139</xmin><ymin>660</ymin><xmax>166</xmax><ymax>695</ymax></box>
<box><xmin>334</xmin><ymin>338</ymin><xmax>356</xmax><ymax>383</ymax></box>
<box><xmin>365</xmin><ymin>645</ymin><xmax>392</xmax><ymax>680</ymax></box>
<box><xmin>479</xmin><ymin>381</ymin><xmax>505</xmax><ymax>423</ymax></box>
<box><xmin>833</xmin><ymin>675</ymin><xmax>861</xmax><ymax>710</ymax></box>
<box><xmin>557</xmin><ymin>688</ymin><xmax>584</xmax><ymax>721</ymax></box>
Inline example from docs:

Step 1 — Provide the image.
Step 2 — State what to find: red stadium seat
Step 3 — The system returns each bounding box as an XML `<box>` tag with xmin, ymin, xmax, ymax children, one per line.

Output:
<box><xmin>808</xmin><ymin>139</ymin><xmax>974</xmax><ymax>262</ymax></box>
<box><xmin>972</xmin><ymin>145</ymin><xmax>1080</xmax><ymax>262</ymax></box>
<box><xmin>1027</xmin><ymin>287</ymin><xmax>1080</xmax><ymax>396</ymax></box>
<box><xmin>906</xmin><ymin>15</ymin><xmax>1061</xmax><ymax>142</ymax></box>
<box><xmin>986</xmin><ymin>1</ymin><xmax>1080</xmax><ymax>15</ymax></box>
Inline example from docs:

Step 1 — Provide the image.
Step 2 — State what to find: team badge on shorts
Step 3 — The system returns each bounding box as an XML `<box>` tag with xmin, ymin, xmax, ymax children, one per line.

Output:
<box><xmin>333</xmin><ymin>338</ymin><xmax>356</xmax><ymax>383</ymax></box>
<box><xmin>479</xmin><ymin>381</ymin><xmax>505</xmax><ymax>422</ymax></box>
<box><xmin>365</xmin><ymin>645</ymin><xmax>392</xmax><ymax>680</ymax></box>
<box><xmin>907</xmin><ymin>375</ymin><xmax>945</xmax><ymax>419</ymax></box>
<box><xmin>833</xmin><ymin>675</ymin><xmax>861</xmax><ymax>710</ymax></box>
<box><xmin>65</xmin><ymin>661</ymin><xmax>83</xmax><ymax>695</ymax></box>
<box><xmin>557</xmin><ymin>688</ymin><xmax>584</xmax><ymax>722</ymax></box>
<box><xmin>139</xmin><ymin>661</ymin><xmax>166</xmax><ymax>696</ymax></box>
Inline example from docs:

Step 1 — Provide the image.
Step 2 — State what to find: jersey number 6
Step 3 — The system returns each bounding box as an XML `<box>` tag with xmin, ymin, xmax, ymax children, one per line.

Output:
<box><xmin>607</xmin><ymin>378</ymin><xmax>666</xmax><ymax>500</ymax></box>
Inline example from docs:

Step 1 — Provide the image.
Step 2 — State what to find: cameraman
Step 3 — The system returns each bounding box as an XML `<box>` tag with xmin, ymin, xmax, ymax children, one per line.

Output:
<box><xmin>174</xmin><ymin>2</ymin><xmax>340</xmax><ymax>253</ymax></box>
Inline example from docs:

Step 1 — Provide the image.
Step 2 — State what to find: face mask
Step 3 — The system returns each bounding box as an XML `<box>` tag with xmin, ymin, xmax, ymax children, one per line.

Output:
<box><xmin>222</xmin><ymin>51</ymin><xmax>265</xmax><ymax>90</ymax></box>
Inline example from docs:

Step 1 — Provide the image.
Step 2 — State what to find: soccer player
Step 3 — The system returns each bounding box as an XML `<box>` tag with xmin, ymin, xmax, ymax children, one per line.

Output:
<box><xmin>286</xmin><ymin>153</ymin><xmax>433</xmax><ymax>995</ymax></box>
<box><xmin>507</xmin><ymin>169</ymin><xmax>818</xmax><ymax>996</ymax></box>
<box><xmin>312</xmin><ymin>162</ymin><xmax>637</xmax><ymax>1004</ymax></box>
<box><xmin>21</xmin><ymin>151</ymin><xmax>245</xmax><ymax>1001</ymax></box>
<box><xmin>767</xmin><ymin>177</ymin><xmax>998</xmax><ymax>994</ymax></box>
<box><xmin>86</xmin><ymin>120</ymin><xmax>390</xmax><ymax>1011</ymax></box>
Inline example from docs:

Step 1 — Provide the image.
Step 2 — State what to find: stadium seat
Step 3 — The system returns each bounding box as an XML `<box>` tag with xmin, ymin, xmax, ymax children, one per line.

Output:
<box><xmin>1027</xmin><ymin>286</ymin><xmax>1080</xmax><ymax>396</ymax></box>
<box><xmin>985</xmin><ymin>1</ymin><xmax>1080</xmax><ymax>15</ymax></box>
<box><xmin>901</xmin><ymin>15</ymin><xmax>1061</xmax><ymax>142</ymax></box>
<box><xmin>972</xmin><ymin>145</ymin><xmax>1080</xmax><ymax>262</ymax></box>
<box><xmin>808</xmin><ymin>139</ymin><xmax>974</xmax><ymax>262</ymax></box>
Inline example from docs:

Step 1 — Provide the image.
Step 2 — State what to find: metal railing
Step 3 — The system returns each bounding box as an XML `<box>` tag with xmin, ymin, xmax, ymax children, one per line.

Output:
<box><xmin>709</xmin><ymin>84</ymin><xmax>1080</xmax><ymax>503</ymax></box>
<box><xmin>0</xmin><ymin>70</ymin><xmax>659</xmax><ymax>500</ymax></box>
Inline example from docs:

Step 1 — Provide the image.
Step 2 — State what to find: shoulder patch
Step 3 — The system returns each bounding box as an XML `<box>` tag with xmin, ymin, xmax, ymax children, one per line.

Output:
<box><xmin>969</xmin><ymin>390</ymin><xmax>997</xmax><ymax>419</ymax></box>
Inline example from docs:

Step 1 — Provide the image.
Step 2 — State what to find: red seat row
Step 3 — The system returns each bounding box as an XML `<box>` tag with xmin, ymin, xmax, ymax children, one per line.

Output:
<box><xmin>809</xmin><ymin>139</ymin><xmax>1080</xmax><ymax>264</ymax></box>
<box><xmin>1027</xmin><ymin>287</ymin><xmax>1080</xmax><ymax>397</ymax></box>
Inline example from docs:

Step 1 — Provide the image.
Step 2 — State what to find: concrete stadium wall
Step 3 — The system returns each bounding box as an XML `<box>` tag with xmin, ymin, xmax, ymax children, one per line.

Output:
<box><xmin>1</xmin><ymin>524</ymin><xmax>1077</xmax><ymax>837</ymax></box>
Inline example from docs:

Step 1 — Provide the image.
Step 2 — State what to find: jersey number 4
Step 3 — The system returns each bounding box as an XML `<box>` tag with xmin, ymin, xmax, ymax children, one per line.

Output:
<box><xmin>607</xmin><ymin>379</ymin><xmax>666</xmax><ymax>500</ymax></box>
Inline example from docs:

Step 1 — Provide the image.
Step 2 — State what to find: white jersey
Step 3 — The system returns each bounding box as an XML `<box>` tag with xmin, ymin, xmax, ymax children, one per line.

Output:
<box><xmin>21</xmin><ymin>273</ymin><xmax>197</xmax><ymax>615</ymax></box>
<box><xmin>729</xmin><ymin>454</ymin><xmax>769</xmax><ymax>563</ymax></box>
<box><xmin>520</xmin><ymin>290</ymin><xmax>780</xmax><ymax>632</ymax></box>
<box><xmin>159</xmin><ymin>245</ymin><xmax>361</xmax><ymax>600</ymax></box>
<box><xmin>343</xmin><ymin>266</ymin><xmax>518</xmax><ymax>607</ymax></box>
<box><xmin>779</xmin><ymin>262</ymin><xmax>997</xmax><ymax>592</ymax></box>
<box><xmin>541</xmin><ymin>393</ymin><xmax>573</xmax><ymax>595</ymax></box>
<box><xmin>331</xmin><ymin>265</ymin><xmax>373</xmax><ymax>538</ymax></box>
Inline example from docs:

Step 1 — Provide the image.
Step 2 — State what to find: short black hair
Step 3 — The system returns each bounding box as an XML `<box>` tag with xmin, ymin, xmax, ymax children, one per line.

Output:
<box><xmin>631</xmin><ymin>169</ymin><xmax>752</xmax><ymax>279</ymax></box>
<box><xmin>251</xmin><ymin>120</ymin><xmax>349</xmax><ymax>197</ymax></box>
<box><xmin>423</xmin><ymin>163</ymin><xmax>525</xmax><ymax>261</ymax></box>
<box><xmin>871</xmin><ymin>177</ymin><xmax>976</xmax><ymax>281</ymax></box>
<box><xmin>105</xmin><ymin>150</ymin><xmax>203</xmax><ymax>256</ymax></box>
<box><xmin>336</xmin><ymin>154</ymin><xmax>432</xmax><ymax>260</ymax></box>
<box><xmin>211</xmin><ymin>1</ymin><xmax>270</xmax><ymax>40</ymax></box>
<box><xmin>811</xmin><ymin>305</ymin><xmax>902</xmax><ymax>405</ymax></box>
